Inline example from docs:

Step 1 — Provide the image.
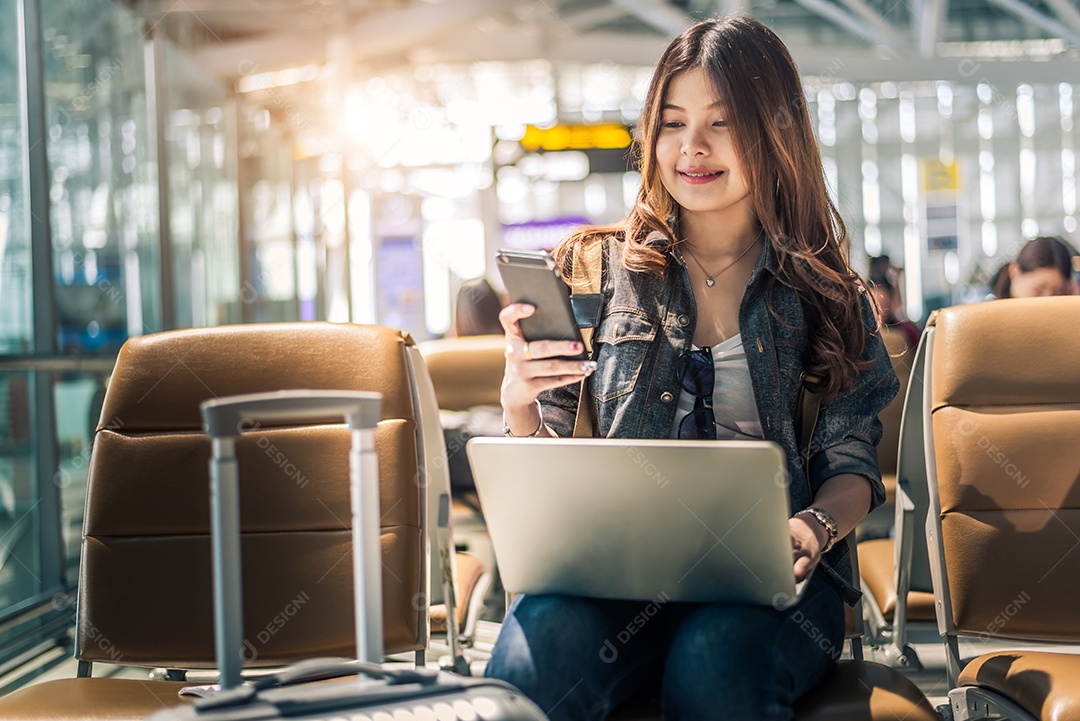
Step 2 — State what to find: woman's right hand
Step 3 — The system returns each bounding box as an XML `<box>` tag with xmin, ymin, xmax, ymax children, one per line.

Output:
<box><xmin>500</xmin><ymin>303</ymin><xmax>596</xmax><ymax>428</ymax></box>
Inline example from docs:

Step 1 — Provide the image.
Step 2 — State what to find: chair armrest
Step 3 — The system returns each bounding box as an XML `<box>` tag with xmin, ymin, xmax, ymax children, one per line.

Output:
<box><xmin>892</xmin><ymin>484</ymin><xmax>916</xmax><ymax>647</ymax></box>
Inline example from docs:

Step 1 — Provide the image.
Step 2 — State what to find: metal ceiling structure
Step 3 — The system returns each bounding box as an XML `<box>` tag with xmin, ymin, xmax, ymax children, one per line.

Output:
<box><xmin>131</xmin><ymin>0</ymin><xmax>1080</xmax><ymax>85</ymax></box>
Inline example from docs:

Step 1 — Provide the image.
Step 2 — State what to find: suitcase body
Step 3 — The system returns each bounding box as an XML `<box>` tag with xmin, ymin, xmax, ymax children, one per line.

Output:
<box><xmin>257</xmin><ymin>678</ymin><xmax>542</xmax><ymax>720</ymax></box>
<box><xmin>147</xmin><ymin>390</ymin><xmax>545</xmax><ymax>721</ymax></box>
<box><xmin>152</xmin><ymin>659</ymin><xmax>546</xmax><ymax>721</ymax></box>
<box><xmin>164</xmin><ymin>664</ymin><xmax>546</xmax><ymax>721</ymax></box>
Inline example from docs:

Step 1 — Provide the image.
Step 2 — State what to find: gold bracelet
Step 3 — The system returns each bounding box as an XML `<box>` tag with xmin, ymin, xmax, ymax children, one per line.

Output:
<box><xmin>503</xmin><ymin>399</ymin><xmax>544</xmax><ymax>438</ymax></box>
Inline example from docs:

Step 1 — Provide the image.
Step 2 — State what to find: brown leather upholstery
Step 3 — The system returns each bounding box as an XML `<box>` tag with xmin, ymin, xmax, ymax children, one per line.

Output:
<box><xmin>430</xmin><ymin>552</ymin><xmax>487</xmax><ymax>634</ymax></box>
<box><xmin>793</xmin><ymin>661</ymin><xmax>940</xmax><ymax>721</ymax></box>
<box><xmin>926</xmin><ymin>299</ymin><xmax>1080</xmax><ymax>715</ymax></box>
<box><xmin>0</xmin><ymin>325</ymin><xmax>425</xmax><ymax>716</ymax></box>
<box><xmin>418</xmin><ymin>335</ymin><xmax>505</xmax><ymax>412</ymax></box>
<box><xmin>959</xmin><ymin>651</ymin><xmax>1080</xmax><ymax>721</ymax></box>
<box><xmin>0</xmin><ymin>323</ymin><xmax>433</xmax><ymax>720</ymax></box>
<box><xmin>0</xmin><ymin>679</ymin><xmax>192</xmax><ymax>720</ymax></box>
<box><xmin>607</xmin><ymin>661</ymin><xmax>939</xmax><ymax>721</ymax></box>
<box><xmin>857</xmin><ymin>538</ymin><xmax>936</xmax><ymax>623</ymax></box>
<box><xmin>931</xmin><ymin>299</ymin><xmax>1080</xmax><ymax>409</ymax></box>
<box><xmin>76</xmin><ymin>323</ymin><xmax>425</xmax><ymax>666</ymax></box>
<box><xmin>930</xmin><ymin>299</ymin><xmax>1080</xmax><ymax>640</ymax></box>
<box><xmin>66</xmin><ymin>321</ymin><xmax>421</xmax><ymax>669</ymax></box>
<box><xmin>452</xmin><ymin>497</ymin><xmax>484</xmax><ymax>521</ymax></box>
<box><xmin>428</xmin><ymin>605</ymin><xmax>448</xmax><ymax>634</ymax></box>
<box><xmin>102</xmin><ymin>323</ymin><xmax>417</xmax><ymax>429</ymax></box>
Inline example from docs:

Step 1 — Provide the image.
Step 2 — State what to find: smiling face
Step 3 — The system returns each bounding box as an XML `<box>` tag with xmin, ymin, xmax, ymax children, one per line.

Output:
<box><xmin>654</xmin><ymin>68</ymin><xmax>755</xmax><ymax>230</ymax></box>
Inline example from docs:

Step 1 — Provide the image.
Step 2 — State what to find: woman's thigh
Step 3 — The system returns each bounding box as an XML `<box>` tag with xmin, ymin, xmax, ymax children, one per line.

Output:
<box><xmin>661</xmin><ymin>573</ymin><xmax>845</xmax><ymax>721</ymax></box>
<box><xmin>485</xmin><ymin>594</ymin><xmax>665</xmax><ymax>721</ymax></box>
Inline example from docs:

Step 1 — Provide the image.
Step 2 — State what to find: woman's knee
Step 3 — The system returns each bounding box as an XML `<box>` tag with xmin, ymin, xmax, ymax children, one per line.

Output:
<box><xmin>486</xmin><ymin>595</ymin><xmax>644</xmax><ymax>721</ymax></box>
<box><xmin>487</xmin><ymin>597</ymin><xmax>614</xmax><ymax>680</ymax></box>
<box><xmin>662</xmin><ymin>601</ymin><xmax>843</xmax><ymax>720</ymax></box>
<box><xmin>508</xmin><ymin>594</ymin><xmax>619</xmax><ymax>649</ymax></box>
<box><xmin>662</xmin><ymin>605</ymin><xmax>786</xmax><ymax>721</ymax></box>
<box><xmin>669</xmin><ymin>603</ymin><xmax>778</xmax><ymax>664</ymax></box>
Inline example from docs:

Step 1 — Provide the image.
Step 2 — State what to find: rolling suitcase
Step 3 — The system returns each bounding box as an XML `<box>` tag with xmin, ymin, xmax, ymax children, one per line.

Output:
<box><xmin>148</xmin><ymin>390</ymin><xmax>546</xmax><ymax>721</ymax></box>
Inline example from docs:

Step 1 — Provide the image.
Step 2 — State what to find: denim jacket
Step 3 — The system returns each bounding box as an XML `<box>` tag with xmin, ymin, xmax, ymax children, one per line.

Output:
<box><xmin>539</xmin><ymin>233</ymin><xmax>900</xmax><ymax>604</ymax></box>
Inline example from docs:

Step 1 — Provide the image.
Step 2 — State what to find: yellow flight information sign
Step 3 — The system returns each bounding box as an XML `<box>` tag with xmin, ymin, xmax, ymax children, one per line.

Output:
<box><xmin>921</xmin><ymin>159</ymin><xmax>959</xmax><ymax>193</ymax></box>
<box><xmin>520</xmin><ymin>123</ymin><xmax>633</xmax><ymax>152</ymax></box>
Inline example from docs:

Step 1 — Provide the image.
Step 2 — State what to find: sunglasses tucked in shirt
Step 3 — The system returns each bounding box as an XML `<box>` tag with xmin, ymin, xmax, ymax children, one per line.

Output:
<box><xmin>671</xmin><ymin>333</ymin><xmax>763</xmax><ymax>441</ymax></box>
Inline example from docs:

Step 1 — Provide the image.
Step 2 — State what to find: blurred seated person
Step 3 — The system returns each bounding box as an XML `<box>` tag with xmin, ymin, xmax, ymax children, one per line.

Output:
<box><xmin>869</xmin><ymin>273</ymin><xmax>921</xmax><ymax>351</ymax></box>
<box><xmin>869</xmin><ymin>254</ymin><xmax>899</xmax><ymax>286</ymax></box>
<box><xmin>992</xmin><ymin>236</ymin><xmax>1078</xmax><ymax>299</ymax></box>
<box><xmin>453</xmin><ymin>277</ymin><xmax>505</xmax><ymax>337</ymax></box>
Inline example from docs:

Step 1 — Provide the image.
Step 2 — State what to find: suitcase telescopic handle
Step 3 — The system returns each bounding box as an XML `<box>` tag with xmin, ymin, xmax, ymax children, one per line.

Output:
<box><xmin>202</xmin><ymin>390</ymin><xmax>384</xmax><ymax>437</ymax></box>
<box><xmin>200</xmin><ymin>391</ymin><xmax>384</xmax><ymax>690</ymax></box>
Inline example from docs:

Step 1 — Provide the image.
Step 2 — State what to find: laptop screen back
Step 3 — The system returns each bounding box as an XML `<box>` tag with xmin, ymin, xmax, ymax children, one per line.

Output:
<box><xmin>466</xmin><ymin>437</ymin><xmax>803</xmax><ymax>606</ymax></box>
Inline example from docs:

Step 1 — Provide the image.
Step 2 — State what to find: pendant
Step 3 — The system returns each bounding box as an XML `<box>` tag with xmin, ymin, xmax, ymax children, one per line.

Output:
<box><xmin>706</xmin><ymin>278</ymin><xmax>715</xmax><ymax>287</ymax></box>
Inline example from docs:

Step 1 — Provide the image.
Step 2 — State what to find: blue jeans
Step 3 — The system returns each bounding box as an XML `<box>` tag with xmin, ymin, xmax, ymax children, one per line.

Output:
<box><xmin>485</xmin><ymin>572</ymin><xmax>845</xmax><ymax>721</ymax></box>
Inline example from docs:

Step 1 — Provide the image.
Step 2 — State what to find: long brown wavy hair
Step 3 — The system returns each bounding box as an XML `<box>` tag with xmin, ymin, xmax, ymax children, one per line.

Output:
<box><xmin>554</xmin><ymin>15</ymin><xmax>875</xmax><ymax>398</ymax></box>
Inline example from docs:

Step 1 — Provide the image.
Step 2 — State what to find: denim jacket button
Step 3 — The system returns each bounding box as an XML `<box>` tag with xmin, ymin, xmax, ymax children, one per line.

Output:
<box><xmin>660</xmin><ymin>391</ymin><xmax>674</xmax><ymax>403</ymax></box>
<box><xmin>677</xmin><ymin>314</ymin><xmax>690</xmax><ymax>327</ymax></box>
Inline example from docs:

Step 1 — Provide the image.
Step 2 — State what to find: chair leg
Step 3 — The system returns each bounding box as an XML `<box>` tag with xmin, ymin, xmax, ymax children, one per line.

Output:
<box><xmin>460</xmin><ymin>571</ymin><xmax>493</xmax><ymax>644</ymax></box>
<box><xmin>433</xmin><ymin>506</ymin><xmax>471</xmax><ymax>676</ymax></box>
<box><xmin>881</xmin><ymin>641</ymin><xmax>923</xmax><ymax>671</ymax></box>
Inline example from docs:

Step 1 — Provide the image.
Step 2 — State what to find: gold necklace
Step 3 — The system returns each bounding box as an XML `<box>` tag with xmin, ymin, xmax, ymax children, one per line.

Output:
<box><xmin>680</xmin><ymin>235</ymin><xmax>761</xmax><ymax>287</ymax></box>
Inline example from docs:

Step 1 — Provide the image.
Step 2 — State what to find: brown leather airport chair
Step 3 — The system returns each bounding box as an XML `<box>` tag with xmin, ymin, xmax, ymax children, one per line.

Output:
<box><xmin>858</xmin><ymin>327</ymin><xmax>937</xmax><ymax>669</ymax></box>
<box><xmin>418</xmin><ymin>335</ymin><xmax>505</xmax><ymax>413</ymax></box>
<box><xmin>0</xmin><ymin>323</ymin><xmax>429</xmax><ymax>720</ymax></box>
<box><xmin>921</xmin><ymin>297</ymin><xmax>1080</xmax><ymax>721</ymax></box>
<box><xmin>608</xmin><ymin>538</ymin><xmax>939</xmax><ymax>721</ymax></box>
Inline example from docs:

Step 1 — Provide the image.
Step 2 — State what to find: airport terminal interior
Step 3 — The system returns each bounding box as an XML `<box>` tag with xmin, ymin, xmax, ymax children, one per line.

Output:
<box><xmin>1</xmin><ymin>0</ymin><xmax>1080</xmax><ymax>719</ymax></box>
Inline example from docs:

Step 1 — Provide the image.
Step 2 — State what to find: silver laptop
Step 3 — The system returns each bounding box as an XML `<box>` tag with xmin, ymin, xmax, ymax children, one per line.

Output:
<box><xmin>466</xmin><ymin>437</ymin><xmax>812</xmax><ymax>609</ymax></box>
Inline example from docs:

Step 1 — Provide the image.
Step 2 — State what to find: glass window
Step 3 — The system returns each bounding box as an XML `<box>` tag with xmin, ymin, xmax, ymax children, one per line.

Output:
<box><xmin>239</xmin><ymin>105</ymin><xmax>299</xmax><ymax>323</ymax></box>
<box><xmin>0</xmin><ymin>0</ymin><xmax>40</xmax><ymax>619</ymax></box>
<box><xmin>42</xmin><ymin>0</ymin><xmax>160</xmax><ymax>353</ymax></box>
<box><xmin>0</xmin><ymin>0</ymin><xmax>32</xmax><ymax>354</ymax></box>
<box><xmin>0</xmin><ymin>372</ymin><xmax>40</xmax><ymax>612</ymax></box>
<box><xmin>163</xmin><ymin>40</ymin><xmax>240</xmax><ymax>328</ymax></box>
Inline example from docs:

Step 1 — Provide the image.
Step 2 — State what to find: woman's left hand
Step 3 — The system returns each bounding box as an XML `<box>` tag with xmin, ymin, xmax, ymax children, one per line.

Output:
<box><xmin>789</xmin><ymin>516</ymin><xmax>827</xmax><ymax>582</ymax></box>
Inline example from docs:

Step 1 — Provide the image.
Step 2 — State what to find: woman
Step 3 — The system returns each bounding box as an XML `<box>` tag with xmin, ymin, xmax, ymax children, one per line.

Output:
<box><xmin>992</xmin><ymin>236</ymin><xmax>1077</xmax><ymax>299</ymax></box>
<box><xmin>491</xmin><ymin>16</ymin><xmax>898</xmax><ymax>720</ymax></box>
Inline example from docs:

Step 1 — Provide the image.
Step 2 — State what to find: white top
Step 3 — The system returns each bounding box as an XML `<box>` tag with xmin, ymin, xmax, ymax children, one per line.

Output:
<box><xmin>669</xmin><ymin>333</ymin><xmax>764</xmax><ymax>440</ymax></box>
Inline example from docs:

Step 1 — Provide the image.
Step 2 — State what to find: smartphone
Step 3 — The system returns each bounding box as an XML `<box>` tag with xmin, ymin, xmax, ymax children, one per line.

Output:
<box><xmin>495</xmin><ymin>249</ymin><xmax>587</xmax><ymax>360</ymax></box>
